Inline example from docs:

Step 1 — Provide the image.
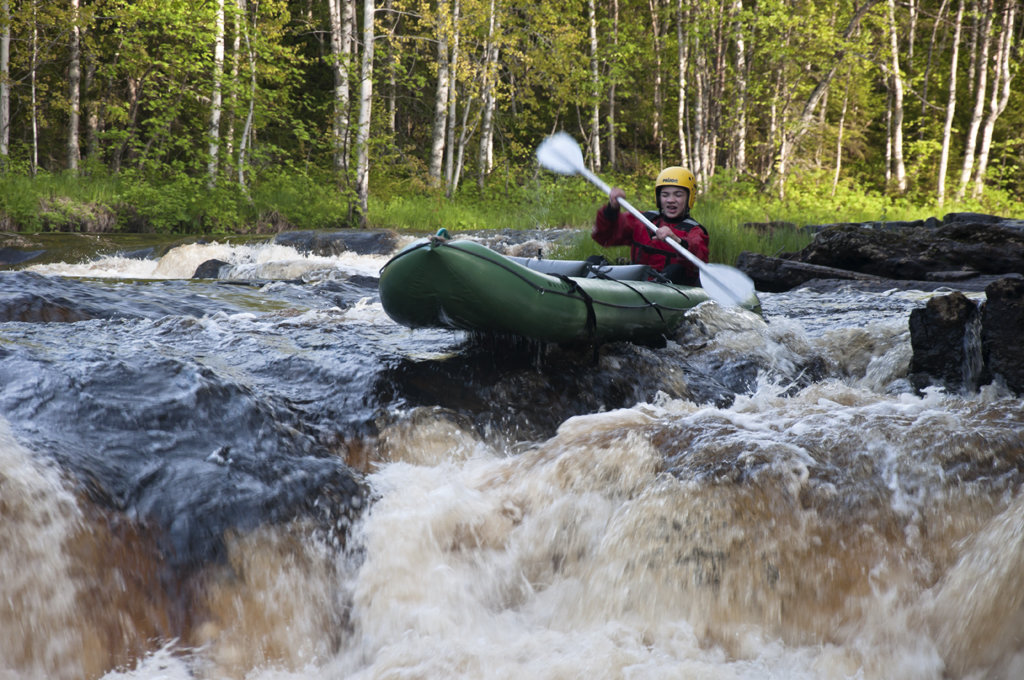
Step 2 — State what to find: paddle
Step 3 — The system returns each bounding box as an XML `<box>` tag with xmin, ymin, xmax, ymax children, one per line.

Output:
<box><xmin>536</xmin><ymin>131</ymin><xmax>756</xmax><ymax>308</ymax></box>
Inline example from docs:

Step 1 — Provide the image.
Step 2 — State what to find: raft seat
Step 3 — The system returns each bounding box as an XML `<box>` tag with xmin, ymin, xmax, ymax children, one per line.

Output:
<box><xmin>507</xmin><ymin>256</ymin><xmax>656</xmax><ymax>282</ymax></box>
<box><xmin>586</xmin><ymin>264</ymin><xmax>653</xmax><ymax>281</ymax></box>
<box><xmin>506</xmin><ymin>257</ymin><xmax>588</xmax><ymax>278</ymax></box>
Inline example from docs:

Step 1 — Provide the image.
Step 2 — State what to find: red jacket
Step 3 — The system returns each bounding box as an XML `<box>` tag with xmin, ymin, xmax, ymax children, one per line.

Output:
<box><xmin>592</xmin><ymin>205</ymin><xmax>709</xmax><ymax>284</ymax></box>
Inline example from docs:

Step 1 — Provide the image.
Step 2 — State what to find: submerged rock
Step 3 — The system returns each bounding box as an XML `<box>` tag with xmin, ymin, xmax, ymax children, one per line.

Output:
<box><xmin>273</xmin><ymin>229</ymin><xmax>399</xmax><ymax>256</ymax></box>
<box><xmin>192</xmin><ymin>258</ymin><xmax>229</xmax><ymax>279</ymax></box>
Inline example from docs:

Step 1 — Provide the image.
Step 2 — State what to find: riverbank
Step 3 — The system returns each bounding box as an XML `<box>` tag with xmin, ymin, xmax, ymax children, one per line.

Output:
<box><xmin>6</xmin><ymin>167</ymin><xmax>1022</xmax><ymax>268</ymax></box>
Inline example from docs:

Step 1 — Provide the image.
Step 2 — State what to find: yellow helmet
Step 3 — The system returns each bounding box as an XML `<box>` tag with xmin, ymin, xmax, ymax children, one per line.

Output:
<box><xmin>655</xmin><ymin>167</ymin><xmax>697</xmax><ymax>209</ymax></box>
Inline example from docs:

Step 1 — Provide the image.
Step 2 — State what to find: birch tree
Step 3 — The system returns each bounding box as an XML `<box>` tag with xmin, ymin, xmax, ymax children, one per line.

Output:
<box><xmin>886</xmin><ymin>0</ymin><xmax>906</xmax><ymax>193</ymax></box>
<box><xmin>476</xmin><ymin>0</ymin><xmax>498</xmax><ymax>187</ymax></box>
<box><xmin>937</xmin><ymin>0</ymin><xmax>964</xmax><ymax>206</ymax></box>
<box><xmin>208</xmin><ymin>0</ymin><xmax>225</xmax><ymax>187</ymax></box>
<box><xmin>236</xmin><ymin>0</ymin><xmax>256</xmax><ymax>188</ymax></box>
<box><xmin>648</xmin><ymin>0</ymin><xmax>664</xmax><ymax>165</ymax></box>
<box><xmin>354</xmin><ymin>0</ymin><xmax>375</xmax><ymax>217</ymax></box>
<box><xmin>328</xmin><ymin>0</ymin><xmax>355</xmax><ymax>173</ymax></box>
<box><xmin>67</xmin><ymin>0</ymin><xmax>81</xmax><ymax>172</ymax></box>
<box><xmin>606</xmin><ymin>0</ymin><xmax>619</xmax><ymax>170</ymax></box>
<box><xmin>971</xmin><ymin>0</ymin><xmax>1015</xmax><ymax>198</ymax></box>
<box><xmin>587</xmin><ymin>0</ymin><xmax>601</xmax><ymax>171</ymax></box>
<box><xmin>428</xmin><ymin>0</ymin><xmax>451</xmax><ymax>185</ymax></box>
<box><xmin>675</xmin><ymin>0</ymin><xmax>690</xmax><ymax>169</ymax></box>
<box><xmin>955</xmin><ymin>0</ymin><xmax>993</xmax><ymax>201</ymax></box>
<box><xmin>731</xmin><ymin>0</ymin><xmax>746</xmax><ymax>174</ymax></box>
<box><xmin>767</xmin><ymin>0</ymin><xmax>879</xmax><ymax>199</ymax></box>
<box><xmin>443</xmin><ymin>0</ymin><xmax>460</xmax><ymax>192</ymax></box>
<box><xmin>1</xmin><ymin>0</ymin><xmax>9</xmax><ymax>163</ymax></box>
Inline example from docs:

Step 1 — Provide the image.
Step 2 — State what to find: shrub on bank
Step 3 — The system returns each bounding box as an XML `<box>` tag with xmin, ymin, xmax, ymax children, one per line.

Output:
<box><xmin>1</xmin><ymin>167</ymin><xmax>1020</xmax><ymax>265</ymax></box>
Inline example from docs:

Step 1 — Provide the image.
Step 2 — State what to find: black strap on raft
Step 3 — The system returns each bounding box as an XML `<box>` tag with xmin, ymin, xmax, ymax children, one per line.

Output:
<box><xmin>583</xmin><ymin>258</ymin><xmax>668</xmax><ymax>325</ymax></box>
<box><xmin>555</xmin><ymin>274</ymin><xmax>597</xmax><ymax>338</ymax></box>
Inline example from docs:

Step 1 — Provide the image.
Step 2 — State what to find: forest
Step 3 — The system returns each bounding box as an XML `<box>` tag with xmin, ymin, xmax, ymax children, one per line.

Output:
<box><xmin>0</xmin><ymin>0</ymin><xmax>1021</xmax><ymax>234</ymax></box>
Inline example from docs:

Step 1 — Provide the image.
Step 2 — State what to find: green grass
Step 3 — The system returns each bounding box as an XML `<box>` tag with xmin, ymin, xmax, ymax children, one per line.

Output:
<box><xmin>3</xmin><ymin>165</ymin><xmax>1021</xmax><ymax>268</ymax></box>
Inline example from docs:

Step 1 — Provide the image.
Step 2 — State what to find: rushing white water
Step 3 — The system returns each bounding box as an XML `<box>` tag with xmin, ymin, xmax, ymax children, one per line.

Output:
<box><xmin>24</xmin><ymin>239</ymin><xmax>399</xmax><ymax>281</ymax></box>
<box><xmin>3</xmin><ymin>237</ymin><xmax>1024</xmax><ymax>680</ymax></box>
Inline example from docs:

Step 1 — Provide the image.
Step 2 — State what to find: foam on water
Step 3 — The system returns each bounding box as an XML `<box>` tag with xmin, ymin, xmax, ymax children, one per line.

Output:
<box><xmin>24</xmin><ymin>240</ymin><xmax>393</xmax><ymax>281</ymax></box>
<box><xmin>5</xmin><ymin>239</ymin><xmax>1023</xmax><ymax>679</ymax></box>
<box><xmin>93</xmin><ymin>378</ymin><xmax>1024</xmax><ymax>680</ymax></box>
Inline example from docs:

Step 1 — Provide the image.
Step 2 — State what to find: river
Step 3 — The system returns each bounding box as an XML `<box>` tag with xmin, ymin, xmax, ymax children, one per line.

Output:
<box><xmin>2</xmin><ymin>231</ymin><xmax>1023</xmax><ymax>679</ymax></box>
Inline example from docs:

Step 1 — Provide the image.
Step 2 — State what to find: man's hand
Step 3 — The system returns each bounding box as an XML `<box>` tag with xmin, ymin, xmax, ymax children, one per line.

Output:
<box><xmin>656</xmin><ymin>225</ymin><xmax>682</xmax><ymax>244</ymax></box>
<box><xmin>607</xmin><ymin>187</ymin><xmax>626</xmax><ymax>209</ymax></box>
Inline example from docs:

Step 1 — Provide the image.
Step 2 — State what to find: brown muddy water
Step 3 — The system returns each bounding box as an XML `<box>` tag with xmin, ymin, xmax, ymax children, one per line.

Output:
<box><xmin>2</xmin><ymin>232</ymin><xmax>1023</xmax><ymax>679</ymax></box>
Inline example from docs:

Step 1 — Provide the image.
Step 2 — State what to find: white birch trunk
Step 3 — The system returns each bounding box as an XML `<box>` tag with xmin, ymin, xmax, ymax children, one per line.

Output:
<box><xmin>428</xmin><ymin>0</ymin><xmax>450</xmax><ymax>185</ymax></box>
<box><xmin>971</xmin><ymin>0</ymin><xmax>1015</xmax><ymax>198</ymax></box>
<box><xmin>937</xmin><ymin>0</ymin><xmax>964</xmax><ymax>207</ymax></box>
<box><xmin>355</xmin><ymin>0</ymin><xmax>375</xmax><ymax>217</ymax></box>
<box><xmin>885</xmin><ymin>91</ymin><xmax>892</xmax><ymax>187</ymax></box>
<box><xmin>31</xmin><ymin>1</ymin><xmax>39</xmax><ymax>174</ymax></box>
<box><xmin>831</xmin><ymin>72</ymin><xmax>851</xmax><ymax>198</ymax></box>
<box><xmin>476</xmin><ymin>0</ymin><xmax>497</xmax><ymax>188</ymax></box>
<box><xmin>886</xmin><ymin>0</ymin><xmax>906</xmax><ymax>193</ymax></box>
<box><xmin>386</xmin><ymin>0</ymin><xmax>396</xmax><ymax>132</ymax></box>
<box><xmin>694</xmin><ymin>37</ymin><xmax>707</xmax><ymax>180</ymax></box>
<box><xmin>732</xmin><ymin>0</ymin><xmax>746</xmax><ymax>173</ymax></box>
<box><xmin>226</xmin><ymin>0</ymin><xmax>241</xmax><ymax>162</ymax></box>
<box><xmin>955</xmin><ymin>0</ymin><xmax>992</xmax><ymax>201</ymax></box>
<box><xmin>452</xmin><ymin>83</ymin><xmax>474</xmax><ymax>192</ymax></box>
<box><xmin>607</xmin><ymin>0</ymin><xmax>618</xmax><ymax>169</ymax></box>
<box><xmin>208</xmin><ymin>0</ymin><xmax>226</xmax><ymax>187</ymax></box>
<box><xmin>444</xmin><ymin>0</ymin><xmax>461</xmax><ymax>193</ymax></box>
<box><xmin>648</xmin><ymin>0</ymin><xmax>663</xmax><ymax>165</ymax></box>
<box><xmin>675</xmin><ymin>0</ymin><xmax>689</xmax><ymax>168</ymax></box>
<box><xmin>768</xmin><ymin>0</ymin><xmax>879</xmax><ymax>193</ymax></box>
<box><xmin>588</xmin><ymin>0</ymin><xmax>601</xmax><ymax>172</ymax></box>
<box><xmin>67</xmin><ymin>0</ymin><xmax>82</xmax><ymax>172</ymax></box>
<box><xmin>1</xmin><ymin>0</ymin><xmax>9</xmax><ymax>159</ymax></box>
<box><xmin>237</xmin><ymin>0</ymin><xmax>256</xmax><ymax>188</ymax></box>
<box><xmin>328</xmin><ymin>0</ymin><xmax>354</xmax><ymax>172</ymax></box>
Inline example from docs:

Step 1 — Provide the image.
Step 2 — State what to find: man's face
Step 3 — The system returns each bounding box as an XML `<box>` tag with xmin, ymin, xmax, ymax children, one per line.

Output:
<box><xmin>660</xmin><ymin>187</ymin><xmax>688</xmax><ymax>219</ymax></box>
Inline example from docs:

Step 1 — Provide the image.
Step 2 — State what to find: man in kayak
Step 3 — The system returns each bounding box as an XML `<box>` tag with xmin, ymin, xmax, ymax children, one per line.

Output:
<box><xmin>592</xmin><ymin>166</ymin><xmax>710</xmax><ymax>285</ymax></box>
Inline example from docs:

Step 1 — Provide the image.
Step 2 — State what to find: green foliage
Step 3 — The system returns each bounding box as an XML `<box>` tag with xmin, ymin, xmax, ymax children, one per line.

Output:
<box><xmin>1</xmin><ymin>0</ymin><xmax>1023</xmax><ymax>232</ymax></box>
<box><xmin>116</xmin><ymin>171</ymin><xmax>208</xmax><ymax>233</ymax></box>
<box><xmin>250</xmin><ymin>171</ymin><xmax>356</xmax><ymax>230</ymax></box>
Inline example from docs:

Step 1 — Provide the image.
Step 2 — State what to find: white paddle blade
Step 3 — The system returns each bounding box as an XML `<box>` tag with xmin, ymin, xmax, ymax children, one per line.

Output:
<box><xmin>699</xmin><ymin>263</ymin><xmax>757</xmax><ymax>308</ymax></box>
<box><xmin>536</xmin><ymin>132</ymin><xmax>585</xmax><ymax>175</ymax></box>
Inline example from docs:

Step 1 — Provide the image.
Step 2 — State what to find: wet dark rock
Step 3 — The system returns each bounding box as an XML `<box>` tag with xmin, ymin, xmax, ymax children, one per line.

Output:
<box><xmin>909</xmin><ymin>292</ymin><xmax>981</xmax><ymax>393</ymax></box>
<box><xmin>0</xmin><ymin>247</ymin><xmax>44</xmax><ymax>266</ymax></box>
<box><xmin>736</xmin><ymin>251</ymin><xmax>885</xmax><ymax>293</ymax></box>
<box><xmin>274</xmin><ymin>229</ymin><xmax>399</xmax><ymax>256</ymax></box>
<box><xmin>0</xmin><ymin>292</ymin><xmax>97</xmax><ymax>323</ymax></box>
<box><xmin>980</xmin><ymin>278</ymin><xmax>1024</xmax><ymax>393</ymax></box>
<box><xmin>192</xmin><ymin>258</ymin><xmax>229</xmax><ymax>279</ymax></box>
<box><xmin>738</xmin><ymin>213</ymin><xmax>1024</xmax><ymax>292</ymax></box>
<box><xmin>908</xmin><ymin>279</ymin><xmax>1024</xmax><ymax>396</ymax></box>
<box><xmin>115</xmin><ymin>247</ymin><xmax>157</xmax><ymax>260</ymax></box>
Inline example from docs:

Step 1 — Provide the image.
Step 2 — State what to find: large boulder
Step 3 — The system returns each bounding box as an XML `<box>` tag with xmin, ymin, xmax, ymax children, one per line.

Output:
<box><xmin>736</xmin><ymin>251</ymin><xmax>886</xmax><ymax>292</ymax></box>
<box><xmin>980</xmin><ymin>278</ymin><xmax>1024</xmax><ymax>393</ymax></box>
<box><xmin>738</xmin><ymin>213</ymin><xmax>1024</xmax><ymax>292</ymax></box>
<box><xmin>908</xmin><ymin>292</ymin><xmax>981</xmax><ymax>393</ymax></box>
<box><xmin>798</xmin><ymin>222</ymin><xmax>1024</xmax><ymax>280</ymax></box>
<box><xmin>907</xmin><ymin>278</ymin><xmax>1024</xmax><ymax>396</ymax></box>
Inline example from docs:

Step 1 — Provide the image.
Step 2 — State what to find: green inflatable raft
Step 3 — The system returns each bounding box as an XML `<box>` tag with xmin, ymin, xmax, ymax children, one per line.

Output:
<box><xmin>378</xmin><ymin>234</ymin><xmax>761</xmax><ymax>344</ymax></box>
